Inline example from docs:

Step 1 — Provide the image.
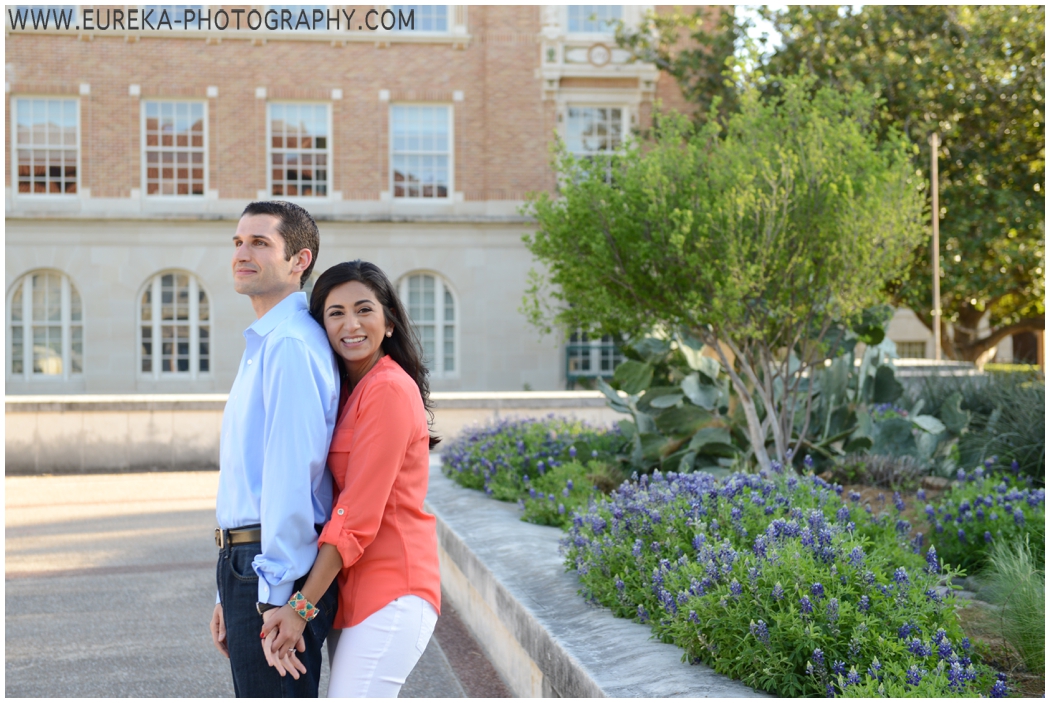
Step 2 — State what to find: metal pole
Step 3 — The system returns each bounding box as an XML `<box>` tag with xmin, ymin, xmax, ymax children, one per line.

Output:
<box><xmin>930</xmin><ymin>133</ymin><xmax>942</xmax><ymax>361</ymax></box>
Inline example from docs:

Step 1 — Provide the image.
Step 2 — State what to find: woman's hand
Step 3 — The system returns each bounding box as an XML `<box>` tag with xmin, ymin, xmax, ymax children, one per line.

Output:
<box><xmin>260</xmin><ymin>606</ymin><xmax>308</xmax><ymax>678</ymax></box>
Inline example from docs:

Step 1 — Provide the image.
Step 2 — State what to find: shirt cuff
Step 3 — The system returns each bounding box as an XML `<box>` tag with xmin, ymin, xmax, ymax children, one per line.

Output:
<box><xmin>319</xmin><ymin>517</ymin><xmax>365</xmax><ymax>569</ymax></box>
<box><xmin>257</xmin><ymin>579</ymin><xmax>295</xmax><ymax>607</ymax></box>
<box><xmin>216</xmin><ymin>590</ymin><xmax>221</xmax><ymax>606</ymax></box>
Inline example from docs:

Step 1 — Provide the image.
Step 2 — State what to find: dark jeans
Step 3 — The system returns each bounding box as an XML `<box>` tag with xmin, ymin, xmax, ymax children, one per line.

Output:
<box><xmin>217</xmin><ymin>542</ymin><xmax>338</xmax><ymax>698</ymax></box>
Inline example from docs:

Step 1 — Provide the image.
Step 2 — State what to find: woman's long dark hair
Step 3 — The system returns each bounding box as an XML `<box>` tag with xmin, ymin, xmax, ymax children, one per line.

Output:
<box><xmin>310</xmin><ymin>260</ymin><xmax>441</xmax><ymax>449</ymax></box>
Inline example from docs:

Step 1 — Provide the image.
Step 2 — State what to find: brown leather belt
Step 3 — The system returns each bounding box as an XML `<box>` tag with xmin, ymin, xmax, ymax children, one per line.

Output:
<box><xmin>215</xmin><ymin>526</ymin><xmax>261</xmax><ymax>549</ymax></box>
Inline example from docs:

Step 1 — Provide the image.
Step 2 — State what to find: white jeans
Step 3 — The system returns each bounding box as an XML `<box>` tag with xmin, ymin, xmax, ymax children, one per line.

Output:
<box><xmin>326</xmin><ymin>595</ymin><xmax>438</xmax><ymax>698</ymax></box>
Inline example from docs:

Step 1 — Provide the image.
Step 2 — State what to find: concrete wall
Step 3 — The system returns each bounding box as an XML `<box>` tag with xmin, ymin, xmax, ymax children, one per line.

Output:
<box><xmin>5</xmin><ymin>391</ymin><xmax>623</xmax><ymax>474</ymax></box>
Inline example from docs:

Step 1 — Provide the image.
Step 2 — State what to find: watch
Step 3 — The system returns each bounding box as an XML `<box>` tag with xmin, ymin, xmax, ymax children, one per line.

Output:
<box><xmin>256</xmin><ymin>602</ymin><xmax>279</xmax><ymax>615</ymax></box>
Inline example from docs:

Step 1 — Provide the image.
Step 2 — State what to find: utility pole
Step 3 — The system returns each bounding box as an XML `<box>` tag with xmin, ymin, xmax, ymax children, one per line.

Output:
<box><xmin>930</xmin><ymin>133</ymin><xmax>942</xmax><ymax>361</ymax></box>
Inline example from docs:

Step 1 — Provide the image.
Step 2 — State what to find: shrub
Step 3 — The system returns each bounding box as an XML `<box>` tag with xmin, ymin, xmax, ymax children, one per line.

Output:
<box><xmin>922</xmin><ymin>463</ymin><xmax>1046</xmax><ymax>572</ymax></box>
<box><xmin>563</xmin><ymin>467</ymin><xmax>1000</xmax><ymax>696</ymax></box>
<box><xmin>981</xmin><ymin>534</ymin><xmax>1045</xmax><ymax>673</ymax></box>
<box><xmin>911</xmin><ymin>373</ymin><xmax>1045</xmax><ymax>482</ymax></box>
<box><xmin>440</xmin><ymin>416</ymin><xmax>627</xmax><ymax>528</ymax></box>
<box><xmin>830</xmin><ymin>453</ymin><xmax>926</xmax><ymax>490</ymax></box>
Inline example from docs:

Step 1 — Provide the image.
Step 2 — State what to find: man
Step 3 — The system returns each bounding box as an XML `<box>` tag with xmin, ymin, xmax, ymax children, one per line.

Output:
<box><xmin>210</xmin><ymin>201</ymin><xmax>340</xmax><ymax>697</ymax></box>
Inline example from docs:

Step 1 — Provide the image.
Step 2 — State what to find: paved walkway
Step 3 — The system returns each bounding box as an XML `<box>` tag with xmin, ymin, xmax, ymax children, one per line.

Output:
<box><xmin>5</xmin><ymin>471</ymin><xmax>509</xmax><ymax>698</ymax></box>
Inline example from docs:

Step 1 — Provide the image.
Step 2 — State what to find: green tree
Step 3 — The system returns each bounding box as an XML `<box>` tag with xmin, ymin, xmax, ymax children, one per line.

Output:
<box><xmin>523</xmin><ymin>78</ymin><xmax>926</xmax><ymax>469</ymax></box>
<box><xmin>621</xmin><ymin>6</ymin><xmax>1045</xmax><ymax>362</ymax></box>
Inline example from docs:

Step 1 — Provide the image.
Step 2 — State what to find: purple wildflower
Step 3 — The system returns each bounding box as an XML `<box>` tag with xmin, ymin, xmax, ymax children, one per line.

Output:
<box><xmin>812</xmin><ymin>648</ymin><xmax>824</xmax><ymax>667</ymax></box>
<box><xmin>926</xmin><ymin>546</ymin><xmax>940</xmax><ymax>574</ymax></box>
<box><xmin>799</xmin><ymin>596</ymin><xmax>813</xmax><ymax>614</ymax></box>
<box><xmin>859</xmin><ymin>595</ymin><xmax>870</xmax><ymax>613</ymax></box>
<box><xmin>906</xmin><ymin>666</ymin><xmax>924</xmax><ymax>686</ymax></box>
<box><xmin>893</xmin><ymin>567</ymin><xmax>910</xmax><ymax>585</ymax></box>
<box><xmin>827</xmin><ymin>598</ymin><xmax>839</xmax><ymax>623</ymax></box>
<box><xmin>750</xmin><ymin>619</ymin><xmax>770</xmax><ymax>646</ymax></box>
<box><xmin>990</xmin><ymin>680</ymin><xmax>1008</xmax><ymax>697</ymax></box>
<box><xmin>811</xmin><ymin>582</ymin><xmax>825</xmax><ymax>600</ymax></box>
<box><xmin>845</xmin><ymin>668</ymin><xmax>861</xmax><ymax>686</ymax></box>
<box><xmin>772</xmin><ymin>582</ymin><xmax>784</xmax><ymax>601</ymax></box>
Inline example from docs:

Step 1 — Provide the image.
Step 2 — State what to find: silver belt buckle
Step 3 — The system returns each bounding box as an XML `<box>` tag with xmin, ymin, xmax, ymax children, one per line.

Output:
<box><xmin>215</xmin><ymin>528</ymin><xmax>225</xmax><ymax>549</ymax></box>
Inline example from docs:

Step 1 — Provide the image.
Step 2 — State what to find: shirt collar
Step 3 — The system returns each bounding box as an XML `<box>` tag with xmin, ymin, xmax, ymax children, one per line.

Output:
<box><xmin>246</xmin><ymin>291</ymin><xmax>308</xmax><ymax>338</ymax></box>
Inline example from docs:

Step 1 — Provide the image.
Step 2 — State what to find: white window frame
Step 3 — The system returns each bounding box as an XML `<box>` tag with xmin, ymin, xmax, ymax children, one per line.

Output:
<box><xmin>10</xmin><ymin>96</ymin><xmax>81</xmax><ymax>198</ymax></box>
<box><xmin>266</xmin><ymin>101</ymin><xmax>333</xmax><ymax>199</ymax></box>
<box><xmin>563</xmin><ymin>104</ymin><xmax>629</xmax><ymax>157</ymax></box>
<box><xmin>389</xmin><ymin>5</ymin><xmax>451</xmax><ymax>33</ymax></box>
<box><xmin>895</xmin><ymin>341</ymin><xmax>928</xmax><ymax>359</ymax></box>
<box><xmin>564</xmin><ymin>5</ymin><xmax>623</xmax><ymax>38</ymax></box>
<box><xmin>399</xmin><ymin>271</ymin><xmax>458</xmax><ymax>378</ymax></box>
<box><xmin>389</xmin><ymin>104</ymin><xmax>454</xmax><ymax>202</ymax></box>
<box><xmin>566</xmin><ymin>330</ymin><xmax>623</xmax><ymax>380</ymax></box>
<box><xmin>137</xmin><ymin>270</ymin><xmax>212</xmax><ymax>379</ymax></box>
<box><xmin>140</xmin><ymin>98</ymin><xmax>208</xmax><ymax>197</ymax></box>
<box><xmin>7</xmin><ymin>270</ymin><xmax>84</xmax><ymax>381</ymax></box>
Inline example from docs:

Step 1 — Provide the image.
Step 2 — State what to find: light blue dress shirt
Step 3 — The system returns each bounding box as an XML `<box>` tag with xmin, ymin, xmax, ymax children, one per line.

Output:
<box><xmin>216</xmin><ymin>291</ymin><xmax>339</xmax><ymax>606</ymax></box>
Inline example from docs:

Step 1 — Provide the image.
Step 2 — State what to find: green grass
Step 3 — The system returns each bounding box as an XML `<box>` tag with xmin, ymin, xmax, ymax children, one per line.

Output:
<box><xmin>981</xmin><ymin>534</ymin><xmax>1045</xmax><ymax>673</ymax></box>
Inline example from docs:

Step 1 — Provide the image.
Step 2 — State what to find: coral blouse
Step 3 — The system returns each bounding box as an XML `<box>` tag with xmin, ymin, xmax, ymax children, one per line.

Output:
<box><xmin>317</xmin><ymin>355</ymin><xmax>441</xmax><ymax>629</ymax></box>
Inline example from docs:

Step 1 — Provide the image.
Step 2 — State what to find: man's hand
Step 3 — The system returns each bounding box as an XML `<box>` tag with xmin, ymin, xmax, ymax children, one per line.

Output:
<box><xmin>260</xmin><ymin>607</ymin><xmax>307</xmax><ymax>678</ymax></box>
<box><xmin>210</xmin><ymin>603</ymin><xmax>228</xmax><ymax>657</ymax></box>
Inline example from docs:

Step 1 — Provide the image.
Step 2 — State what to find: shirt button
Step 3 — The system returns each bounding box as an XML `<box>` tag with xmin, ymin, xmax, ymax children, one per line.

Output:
<box><xmin>337</xmin><ymin>508</ymin><xmax>344</xmax><ymax>516</ymax></box>
<box><xmin>247</xmin><ymin>359</ymin><xmax>252</xmax><ymax>365</ymax></box>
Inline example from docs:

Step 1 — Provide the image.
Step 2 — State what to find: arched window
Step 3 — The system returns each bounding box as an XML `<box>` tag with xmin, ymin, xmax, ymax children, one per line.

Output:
<box><xmin>139</xmin><ymin>271</ymin><xmax>211</xmax><ymax>377</ymax></box>
<box><xmin>400</xmin><ymin>272</ymin><xmax>456</xmax><ymax>377</ymax></box>
<box><xmin>8</xmin><ymin>270</ymin><xmax>83</xmax><ymax>379</ymax></box>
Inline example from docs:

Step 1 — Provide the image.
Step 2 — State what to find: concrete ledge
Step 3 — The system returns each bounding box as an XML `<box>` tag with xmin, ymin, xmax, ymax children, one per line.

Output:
<box><xmin>424</xmin><ymin>456</ymin><xmax>767</xmax><ymax>698</ymax></box>
<box><xmin>4</xmin><ymin>394</ymin><xmax>230</xmax><ymax>412</ymax></box>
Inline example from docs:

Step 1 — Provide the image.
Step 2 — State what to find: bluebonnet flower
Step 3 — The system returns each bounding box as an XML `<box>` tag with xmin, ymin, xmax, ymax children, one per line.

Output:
<box><xmin>688</xmin><ymin>610</ymin><xmax>699</xmax><ymax>624</ymax></box>
<box><xmin>528</xmin><ymin>487</ymin><xmax>537</xmax><ymax>499</ymax></box>
<box><xmin>848</xmin><ymin>546</ymin><xmax>865</xmax><ymax>568</ymax></box>
<box><xmin>548</xmin><ymin>493</ymin><xmax>556</xmax><ymax>503</ymax></box>
<box><xmin>938</xmin><ymin>640</ymin><xmax>954</xmax><ymax>660</ymax></box>
<box><xmin>749</xmin><ymin>619</ymin><xmax>770</xmax><ymax>646</ymax></box>
<box><xmin>926</xmin><ymin>546</ymin><xmax>940</xmax><ymax>574</ymax></box>
<box><xmin>908</xmin><ymin>638</ymin><xmax>932</xmax><ymax>657</ymax></box>
<box><xmin>536</xmin><ymin>460</ymin><xmax>545</xmax><ymax>475</ymax></box>
<box><xmin>832</xmin><ymin>660</ymin><xmax>846</xmax><ymax>676</ymax></box>
<box><xmin>990</xmin><ymin>679</ymin><xmax>1008</xmax><ymax>697</ymax></box>
<box><xmin>804</xmin><ymin>454</ymin><xmax>814</xmax><ymax>469</ymax></box>
<box><xmin>849</xmin><ymin>491</ymin><xmax>861</xmax><ymax>503</ymax></box>
<box><xmin>867</xmin><ymin>658</ymin><xmax>882</xmax><ymax>679</ymax></box>
<box><xmin>812</xmin><ymin>648</ymin><xmax>824</xmax><ymax>667</ymax></box>
<box><xmin>836</xmin><ymin>506</ymin><xmax>850</xmax><ymax>523</ymax></box>
<box><xmin>917</xmin><ymin>488</ymin><xmax>926</xmax><ymax>501</ymax></box>
<box><xmin>562</xmin><ymin>487</ymin><xmax>570</xmax><ymax>498</ymax></box>
<box><xmin>614</xmin><ymin>577</ymin><xmax>625</xmax><ymax>591</ymax></box>
<box><xmin>893</xmin><ymin>492</ymin><xmax>906</xmax><ymax>512</ymax></box>
<box><xmin>799</xmin><ymin>596</ymin><xmax>813</xmax><ymax>614</ymax></box>
<box><xmin>1010</xmin><ymin>459</ymin><xmax>1020</xmax><ymax>472</ymax></box>
<box><xmin>858</xmin><ymin>595</ymin><xmax>870</xmax><ymax>613</ymax></box>
<box><xmin>925</xmin><ymin>588</ymin><xmax>943</xmax><ymax>604</ymax></box>
<box><xmin>899</xmin><ymin>623</ymin><xmax>914</xmax><ymax>640</ymax></box>
<box><xmin>893</xmin><ymin>567</ymin><xmax>910</xmax><ymax>585</ymax></box>
<box><xmin>558</xmin><ymin>503</ymin><xmax>565</xmax><ymax>515</ymax></box>
<box><xmin>1014</xmin><ymin>508</ymin><xmax>1025</xmax><ymax>526</ymax></box>
<box><xmin>985</xmin><ymin>531</ymin><xmax>993</xmax><ymax>543</ymax></box>
<box><xmin>957</xmin><ymin>528</ymin><xmax>968</xmax><ymax>543</ymax></box>
<box><xmin>811</xmin><ymin>582</ymin><xmax>825</xmax><ymax>600</ymax></box>
<box><xmin>863</xmin><ymin>570</ymin><xmax>876</xmax><ymax>585</ymax></box>
<box><xmin>990</xmin><ymin>511</ymin><xmax>999</xmax><ymax>521</ymax></box>
<box><xmin>896</xmin><ymin>518</ymin><xmax>911</xmax><ymax>535</ymax></box>
<box><xmin>947</xmin><ymin>661</ymin><xmax>965</xmax><ymax>688</ymax></box>
<box><xmin>632</xmin><ymin>539</ymin><xmax>643</xmax><ymax>558</ymax></box>
<box><xmin>772</xmin><ymin>582</ymin><xmax>784</xmax><ymax>601</ymax></box>
<box><xmin>825</xmin><ymin>684</ymin><xmax>835</xmax><ymax>697</ymax></box>
<box><xmin>567</xmin><ymin>479</ymin><xmax>574</xmax><ymax>490</ymax></box>
<box><xmin>729</xmin><ymin>580</ymin><xmax>742</xmax><ymax>597</ymax></box>
<box><xmin>636</xmin><ymin>605</ymin><xmax>649</xmax><ymax>622</ymax></box>
<box><xmin>827</xmin><ymin>598</ymin><xmax>839</xmax><ymax>623</ymax></box>
<box><xmin>961</xmin><ymin>637</ymin><xmax>971</xmax><ymax>651</ymax></box>
<box><xmin>568</xmin><ymin>446</ymin><xmax>577</xmax><ymax>458</ymax></box>
<box><xmin>905</xmin><ymin>665</ymin><xmax>924</xmax><ymax>686</ymax></box>
<box><xmin>845</xmin><ymin>668</ymin><xmax>861</xmax><ymax>687</ymax></box>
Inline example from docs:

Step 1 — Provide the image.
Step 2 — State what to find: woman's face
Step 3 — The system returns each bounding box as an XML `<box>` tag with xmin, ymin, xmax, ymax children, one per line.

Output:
<box><xmin>322</xmin><ymin>280</ymin><xmax>394</xmax><ymax>383</ymax></box>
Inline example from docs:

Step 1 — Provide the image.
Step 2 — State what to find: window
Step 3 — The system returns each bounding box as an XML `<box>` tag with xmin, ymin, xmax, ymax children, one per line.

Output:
<box><xmin>566</xmin><ymin>5</ymin><xmax>621</xmax><ymax>33</ymax></box>
<box><xmin>566</xmin><ymin>332</ymin><xmax>622</xmax><ymax>383</ymax></box>
<box><xmin>139</xmin><ymin>271</ymin><xmax>211</xmax><ymax>376</ymax></box>
<box><xmin>390</xmin><ymin>5</ymin><xmax>447</xmax><ymax>32</ymax></box>
<box><xmin>896</xmin><ymin>341</ymin><xmax>927</xmax><ymax>359</ymax></box>
<box><xmin>269</xmin><ymin>103</ymin><xmax>330</xmax><ymax>197</ymax></box>
<box><xmin>401</xmin><ymin>273</ymin><xmax>456</xmax><ymax>375</ymax></box>
<box><xmin>13</xmin><ymin>97</ymin><xmax>78</xmax><ymax>194</ymax></box>
<box><xmin>8</xmin><ymin>270</ymin><xmax>83</xmax><ymax>379</ymax></box>
<box><xmin>565</xmin><ymin>106</ymin><xmax>624</xmax><ymax>155</ymax></box>
<box><xmin>143</xmin><ymin>101</ymin><xmax>205</xmax><ymax>196</ymax></box>
<box><xmin>390</xmin><ymin>105</ymin><xmax>451</xmax><ymax>199</ymax></box>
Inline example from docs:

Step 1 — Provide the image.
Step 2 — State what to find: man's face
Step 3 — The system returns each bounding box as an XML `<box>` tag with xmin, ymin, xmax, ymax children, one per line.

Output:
<box><xmin>231</xmin><ymin>214</ymin><xmax>298</xmax><ymax>298</ymax></box>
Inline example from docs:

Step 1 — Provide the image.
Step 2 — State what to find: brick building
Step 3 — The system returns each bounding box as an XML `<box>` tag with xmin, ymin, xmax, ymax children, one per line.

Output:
<box><xmin>5</xmin><ymin>4</ymin><xmax>693</xmax><ymax>394</ymax></box>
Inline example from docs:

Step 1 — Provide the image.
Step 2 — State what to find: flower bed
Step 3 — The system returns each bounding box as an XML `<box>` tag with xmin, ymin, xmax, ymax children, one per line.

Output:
<box><xmin>922</xmin><ymin>462</ymin><xmax>1046</xmax><ymax>572</ymax></box>
<box><xmin>441</xmin><ymin>416</ymin><xmax>627</xmax><ymax>528</ymax></box>
<box><xmin>441</xmin><ymin>417</ymin><xmax>1016</xmax><ymax>697</ymax></box>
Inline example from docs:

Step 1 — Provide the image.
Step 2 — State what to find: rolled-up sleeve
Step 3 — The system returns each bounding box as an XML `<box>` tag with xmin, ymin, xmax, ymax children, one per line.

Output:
<box><xmin>253</xmin><ymin>337</ymin><xmax>332</xmax><ymax>605</ymax></box>
<box><xmin>319</xmin><ymin>380</ymin><xmax>415</xmax><ymax>569</ymax></box>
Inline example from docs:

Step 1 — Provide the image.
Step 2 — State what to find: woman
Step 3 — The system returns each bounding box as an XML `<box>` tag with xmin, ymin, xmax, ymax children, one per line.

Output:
<box><xmin>259</xmin><ymin>260</ymin><xmax>441</xmax><ymax>697</ymax></box>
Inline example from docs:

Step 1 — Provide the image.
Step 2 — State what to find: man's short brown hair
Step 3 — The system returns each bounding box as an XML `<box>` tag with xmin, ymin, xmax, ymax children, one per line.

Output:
<box><xmin>240</xmin><ymin>201</ymin><xmax>320</xmax><ymax>289</ymax></box>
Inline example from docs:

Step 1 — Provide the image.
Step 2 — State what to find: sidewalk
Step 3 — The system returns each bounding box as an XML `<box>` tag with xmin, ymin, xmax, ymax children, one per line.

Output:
<box><xmin>4</xmin><ymin>471</ymin><xmax>508</xmax><ymax>698</ymax></box>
